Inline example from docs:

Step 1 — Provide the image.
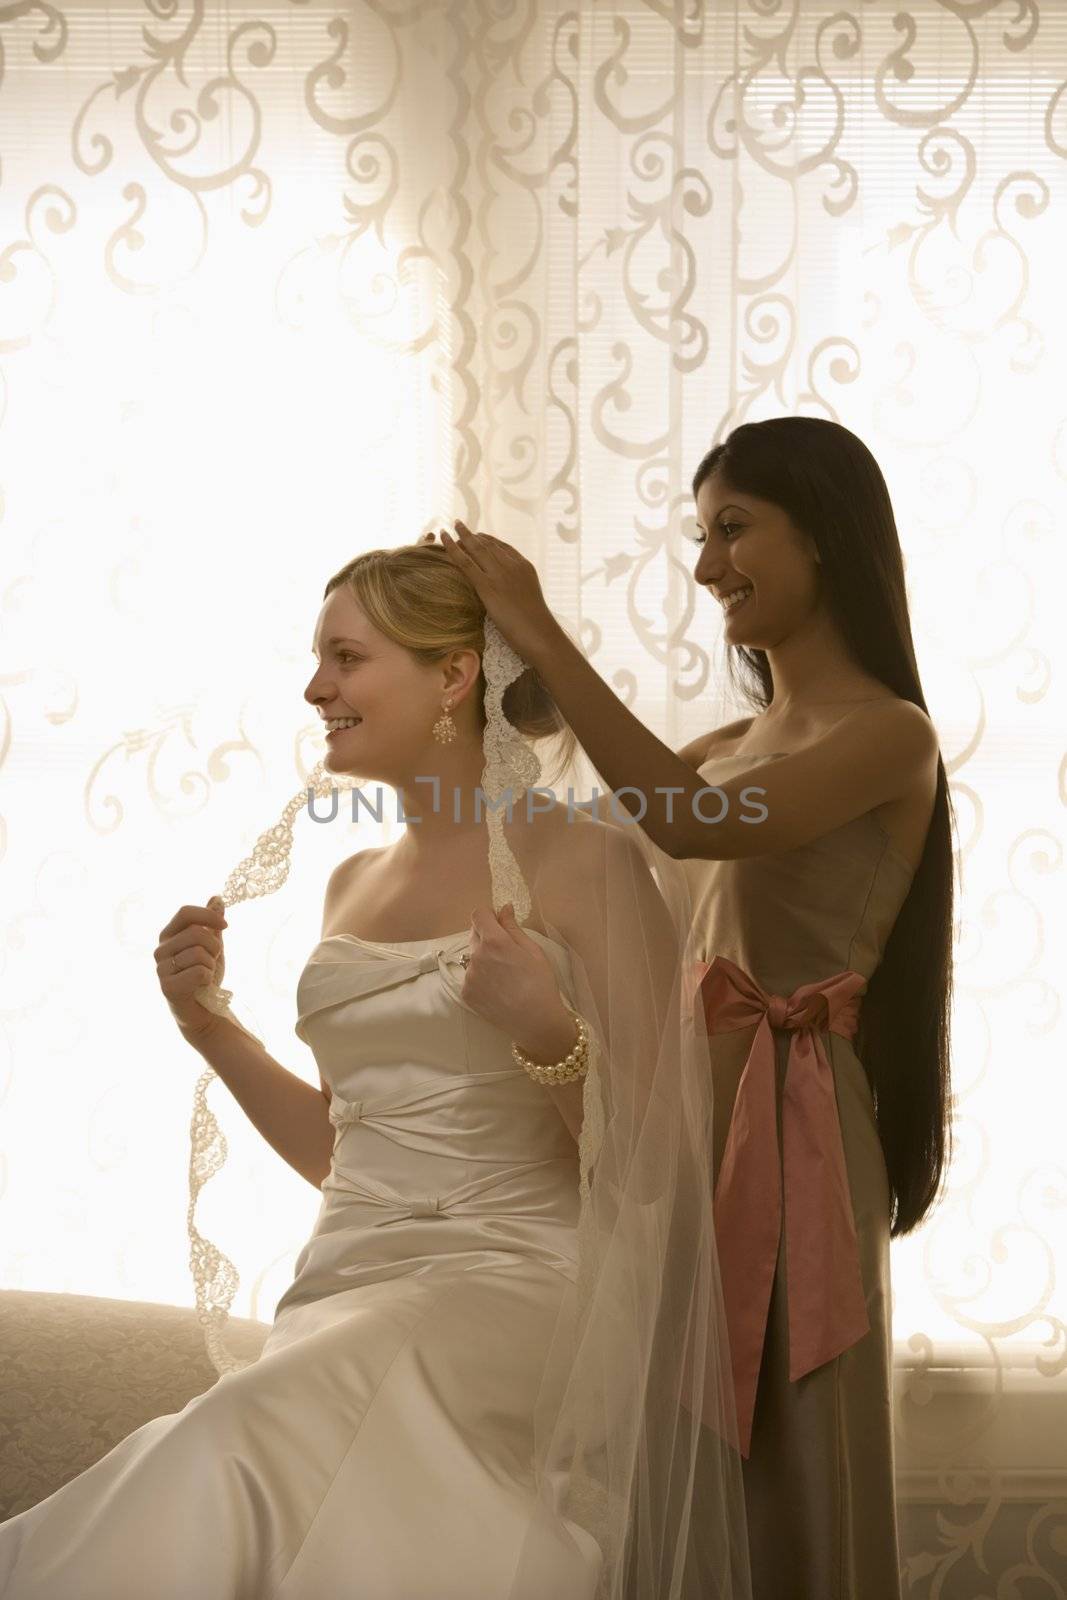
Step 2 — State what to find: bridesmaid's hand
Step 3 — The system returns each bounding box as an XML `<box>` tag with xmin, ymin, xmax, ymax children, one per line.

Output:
<box><xmin>435</xmin><ymin>521</ymin><xmax>565</xmax><ymax>669</ymax></box>
<box><xmin>461</xmin><ymin>904</ymin><xmax>576</xmax><ymax>1062</ymax></box>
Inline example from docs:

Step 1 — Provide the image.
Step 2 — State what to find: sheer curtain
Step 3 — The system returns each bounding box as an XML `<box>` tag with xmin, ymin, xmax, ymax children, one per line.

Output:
<box><xmin>2</xmin><ymin>1</ymin><xmax>1065</xmax><ymax>1588</ymax></box>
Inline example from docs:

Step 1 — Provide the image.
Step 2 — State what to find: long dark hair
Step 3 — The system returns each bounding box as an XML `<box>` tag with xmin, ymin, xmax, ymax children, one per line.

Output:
<box><xmin>693</xmin><ymin>417</ymin><xmax>955</xmax><ymax>1237</ymax></box>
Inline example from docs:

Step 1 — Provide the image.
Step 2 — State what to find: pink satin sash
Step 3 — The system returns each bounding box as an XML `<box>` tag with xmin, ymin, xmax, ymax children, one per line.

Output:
<box><xmin>696</xmin><ymin>954</ymin><xmax>872</xmax><ymax>1458</ymax></box>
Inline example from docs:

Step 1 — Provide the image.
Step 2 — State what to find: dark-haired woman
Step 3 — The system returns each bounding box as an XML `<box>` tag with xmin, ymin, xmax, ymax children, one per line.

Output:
<box><xmin>439</xmin><ymin>415</ymin><xmax>955</xmax><ymax>1600</ymax></box>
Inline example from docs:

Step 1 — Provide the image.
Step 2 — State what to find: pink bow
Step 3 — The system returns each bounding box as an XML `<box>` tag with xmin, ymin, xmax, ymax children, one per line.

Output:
<box><xmin>697</xmin><ymin>955</ymin><xmax>871</xmax><ymax>1458</ymax></box>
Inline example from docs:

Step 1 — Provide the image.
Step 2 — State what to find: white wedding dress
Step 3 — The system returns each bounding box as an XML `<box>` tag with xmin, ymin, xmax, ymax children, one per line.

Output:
<box><xmin>0</xmin><ymin>926</ymin><xmax>603</xmax><ymax>1599</ymax></box>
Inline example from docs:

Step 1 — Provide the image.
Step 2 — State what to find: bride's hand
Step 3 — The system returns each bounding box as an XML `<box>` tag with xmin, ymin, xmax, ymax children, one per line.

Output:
<box><xmin>462</xmin><ymin>904</ymin><xmax>575</xmax><ymax>1059</ymax></box>
<box><xmin>155</xmin><ymin>898</ymin><xmax>228</xmax><ymax>1042</ymax></box>
<box><xmin>434</xmin><ymin>521</ymin><xmax>564</xmax><ymax>668</ymax></box>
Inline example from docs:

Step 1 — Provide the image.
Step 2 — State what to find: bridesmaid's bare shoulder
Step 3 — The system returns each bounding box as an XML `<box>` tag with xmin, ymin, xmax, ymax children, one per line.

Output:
<box><xmin>676</xmin><ymin>718</ymin><xmax>756</xmax><ymax>769</ymax></box>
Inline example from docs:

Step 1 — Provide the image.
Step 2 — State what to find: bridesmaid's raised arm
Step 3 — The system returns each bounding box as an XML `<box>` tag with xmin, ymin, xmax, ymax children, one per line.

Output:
<box><xmin>438</xmin><ymin>525</ymin><xmax>938</xmax><ymax>864</ymax></box>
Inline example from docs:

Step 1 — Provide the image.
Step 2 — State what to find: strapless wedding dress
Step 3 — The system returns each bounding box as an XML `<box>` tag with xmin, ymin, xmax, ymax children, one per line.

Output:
<box><xmin>0</xmin><ymin>926</ymin><xmax>603</xmax><ymax>1599</ymax></box>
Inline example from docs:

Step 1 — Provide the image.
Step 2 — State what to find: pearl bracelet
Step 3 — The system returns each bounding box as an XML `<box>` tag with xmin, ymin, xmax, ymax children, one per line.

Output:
<box><xmin>511</xmin><ymin>1006</ymin><xmax>590</xmax><ymax>1085</ymax></box>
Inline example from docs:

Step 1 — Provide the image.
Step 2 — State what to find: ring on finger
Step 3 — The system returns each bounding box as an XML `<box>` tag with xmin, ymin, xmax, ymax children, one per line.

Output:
<box><xmin>171</xmin><ymin>956</ymin><xmax>178</xmax><ymax>975</ymax></box>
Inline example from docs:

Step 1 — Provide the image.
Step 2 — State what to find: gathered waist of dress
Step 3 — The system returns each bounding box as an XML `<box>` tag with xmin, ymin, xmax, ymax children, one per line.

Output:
<box><xmin>274</xmin><ymin>1155</ymin><xmax>584</xmax><ymax>1319</ymax></box>
<box><xmin>322</xmin><ymin>1149</ymin><xmax>580</xmax><ymax>1224</ymax></box>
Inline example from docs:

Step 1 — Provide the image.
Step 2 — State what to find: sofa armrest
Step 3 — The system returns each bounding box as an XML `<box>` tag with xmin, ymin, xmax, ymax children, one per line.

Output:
<box><xmin>0</xmin><ymin>1289</ymin><xmax>270</xmax><ymax>1519</ymax></box>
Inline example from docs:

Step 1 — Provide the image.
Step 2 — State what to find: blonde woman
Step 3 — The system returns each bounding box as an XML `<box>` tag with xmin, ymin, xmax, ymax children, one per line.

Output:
<box><xmin>0</xmin><ymin>542</ymin><xmax>749</xmax><ymax>1599</ymax></box>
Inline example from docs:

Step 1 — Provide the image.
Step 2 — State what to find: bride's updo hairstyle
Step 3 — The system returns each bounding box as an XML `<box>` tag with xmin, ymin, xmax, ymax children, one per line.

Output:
<box><xmin>323</xmin><ymin>541</ymin><xmax>577</xmax><ymax>786</ymax></box>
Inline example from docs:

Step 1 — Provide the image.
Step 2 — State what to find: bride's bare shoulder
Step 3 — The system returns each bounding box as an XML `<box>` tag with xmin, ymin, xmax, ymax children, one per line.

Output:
<box><xmin>328</xmin><ymin>845</ymin><xmax>385</xmax><ymax>883</ymax></box>
<box><xmin>519</xmin><ymin>800</ymin><xmax>648</xmax><ymax>889</ymax></box>
<box><xmin>518</xmin><ymin>803</ymin><xmax>677</xmax><ymax>956</ymax></box>
<box><xmin>322</xmin><ymin>845</ymin><xmax>386</xmax><ymax>913</ymax></box>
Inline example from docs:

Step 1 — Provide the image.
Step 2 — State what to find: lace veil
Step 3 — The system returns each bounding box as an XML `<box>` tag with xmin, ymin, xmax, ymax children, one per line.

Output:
<box><xmin>187</xmin><ymin>617</ymin><xmax>751</xmax><ymax>1598</ymax></box>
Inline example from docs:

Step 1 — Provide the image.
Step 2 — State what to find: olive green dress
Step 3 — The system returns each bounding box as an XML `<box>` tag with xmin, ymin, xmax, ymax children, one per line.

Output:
<box><xmin>685</xmin><ymin>751</ymin><xmax>915</xmax><ymax>1600</ymax></box>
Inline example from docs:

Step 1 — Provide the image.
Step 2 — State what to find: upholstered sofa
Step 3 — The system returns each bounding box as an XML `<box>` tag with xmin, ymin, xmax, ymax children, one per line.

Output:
<box><xmin>0</xmin><ymin>1290</ymin><xmax>271</xmax><ymax>1521</ymax></box>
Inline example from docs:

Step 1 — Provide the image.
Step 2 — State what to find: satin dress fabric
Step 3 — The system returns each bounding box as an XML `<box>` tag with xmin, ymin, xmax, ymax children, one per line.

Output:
<box><xmin>0</xmin><ymin>928</ymin><xmax>603</xmax><ymax>1600</ymax></box>
<box><xmin>683</xmin><ymin>752</ymin><xmax>916</xmax><ymax>1600</ymax></box>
